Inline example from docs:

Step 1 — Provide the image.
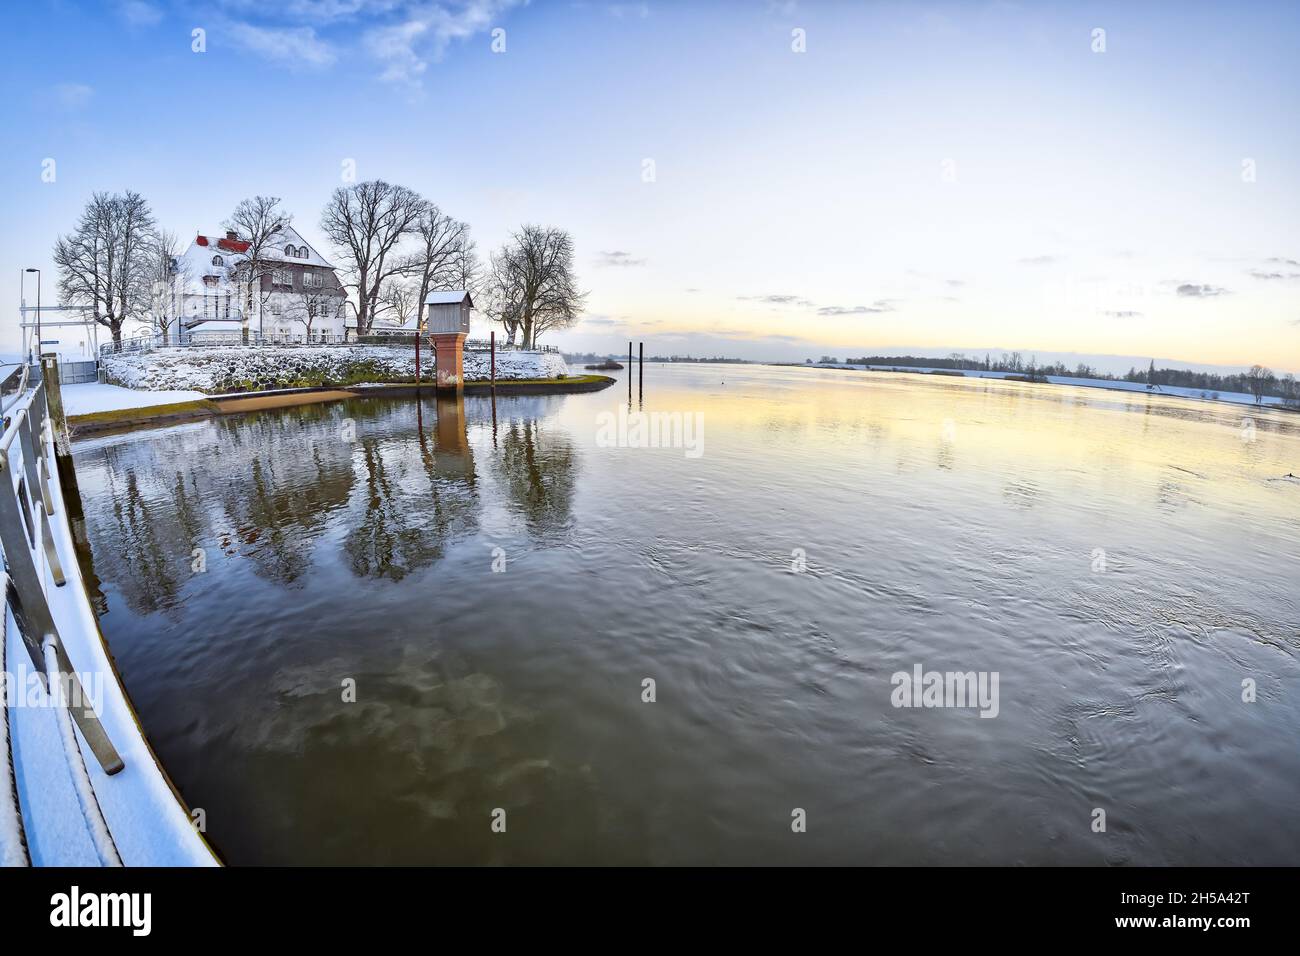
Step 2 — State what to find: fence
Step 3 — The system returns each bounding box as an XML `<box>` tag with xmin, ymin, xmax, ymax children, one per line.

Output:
<box><xmin>58</xmin><ymin>360</ymin><xmax>98</xmax><ymax>385</ymax></box>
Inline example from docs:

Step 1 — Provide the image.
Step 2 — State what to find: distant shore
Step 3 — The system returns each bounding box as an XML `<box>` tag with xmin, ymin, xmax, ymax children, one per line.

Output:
<box><xmin>792</xmin><ymin>362</ymin><xmax>1297</xmax><ymax>413</ymax></box>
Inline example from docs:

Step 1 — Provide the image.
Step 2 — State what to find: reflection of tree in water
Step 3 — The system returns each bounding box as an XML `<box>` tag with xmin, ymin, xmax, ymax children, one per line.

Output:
<box><xmin>492</xmin><ymin>418</ymin><xmax>577</xmax><ymax>539</ymax></box>
<box><xmin>79</xmin><ymin>406</ymin><xmax>358</xmax><ymax>611</ymax></box>
<box><xmin>206</xmin><ymin>412</ymin><xmax>356</xmax><ymax>586</ymax></box>
<box><xmin>343</xmin><ymin>408</ymin><xmax>479</xmax><ymax>581</ymax></box>
<box><xmin>98</xmin><ymin>457</ymin><xmax>185</xmax><ymax>614</ymax></box>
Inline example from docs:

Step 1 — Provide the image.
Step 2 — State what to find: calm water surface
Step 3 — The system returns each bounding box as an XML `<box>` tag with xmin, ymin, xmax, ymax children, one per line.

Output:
<box><xmin>72</xmin><ymin>365</ymin><xmax>1300</xmax><ymax>864</ymax></box>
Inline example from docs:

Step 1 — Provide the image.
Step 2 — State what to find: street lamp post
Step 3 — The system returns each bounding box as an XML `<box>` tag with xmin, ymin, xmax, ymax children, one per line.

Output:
<box><xmin>24</xmin><ymin>268</ymin><xmax>41</xmax><ymax>361</ymax></box>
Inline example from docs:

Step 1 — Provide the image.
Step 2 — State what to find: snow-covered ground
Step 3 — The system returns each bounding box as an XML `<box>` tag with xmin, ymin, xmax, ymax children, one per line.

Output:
<box><xmin>103</xmin><ymin>345</ymin><xmax>569</xmax><ymax>393</ymax></box>
<box><xmin>809</xmin><ymin>363</ymin><xmax>1290</xmax><ymax>409</ymax></box>
<box><xmin>62</xmin><ymin>382</ymin><xmax>206</xmax><ymax>417</ymax></box>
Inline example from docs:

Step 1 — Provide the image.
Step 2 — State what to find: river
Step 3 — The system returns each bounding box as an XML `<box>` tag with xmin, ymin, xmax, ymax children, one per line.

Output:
<box><xmin>70</xmin><ymin>364</ymin><xmax>1300</xmax><ymax>864</ymax></box>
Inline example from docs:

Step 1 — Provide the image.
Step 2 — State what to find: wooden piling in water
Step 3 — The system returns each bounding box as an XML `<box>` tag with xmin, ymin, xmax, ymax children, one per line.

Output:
<box><xmin>490</xmin><ymin>331</ymin><xmax>496</xmax><ymax>389</ymax></box>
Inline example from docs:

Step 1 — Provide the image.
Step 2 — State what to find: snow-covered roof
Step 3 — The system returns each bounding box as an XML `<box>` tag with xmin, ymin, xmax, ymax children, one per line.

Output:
<box><xmin>175</xmin><ymin>224</ymin><xmax>337</xmax><ymax>280</ymax></box>
<box><xmin>425</xmin><ymin>290</ymin><xmax>473</xmax><ymax>306</ymax></box>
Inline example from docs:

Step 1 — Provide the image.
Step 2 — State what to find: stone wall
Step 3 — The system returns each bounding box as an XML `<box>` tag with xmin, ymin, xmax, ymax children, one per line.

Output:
<box><xmin>102</xmin><ymin>346</ymin><xmax>570</xmax><ymax>394</ymax></box>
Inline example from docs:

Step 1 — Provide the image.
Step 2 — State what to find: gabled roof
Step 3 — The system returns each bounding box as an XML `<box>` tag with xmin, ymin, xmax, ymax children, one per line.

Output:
<box><xmin>425</xmin><ymin>290</ymin><xmax>473</xmax><ymax>307</ymax></box>
<box><xmin>176</xmin><ymin>224</ymin><xmax>337</xmax><ymax>278</ymax></box>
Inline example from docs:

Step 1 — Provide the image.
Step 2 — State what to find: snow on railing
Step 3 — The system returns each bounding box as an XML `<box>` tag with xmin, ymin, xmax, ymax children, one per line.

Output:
<box><xmin>0</xmin><ymin>365</ymin><xmax>124</xmax><ymax>779</ymax></box>
<box><xmin>1</xmin><ymin>358</ymin><xmax>219</xmax><ymax>866</ymax></box>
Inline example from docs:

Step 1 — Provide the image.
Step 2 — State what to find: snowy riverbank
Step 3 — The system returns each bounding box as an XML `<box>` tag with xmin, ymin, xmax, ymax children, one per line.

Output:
<box><xmin>101</xmin><ymin>346</ymin><xmax>569</xmax><ymax>394</ymax></box>
<box><xmin>61</xmin><ymin>383</ymin><xmax>207</xmax><ymax>417</ymax></box>
<box><xmin>808</xmin><ymin>363</ymin><xmax>1293</xmax><ymax>410</ymax></box>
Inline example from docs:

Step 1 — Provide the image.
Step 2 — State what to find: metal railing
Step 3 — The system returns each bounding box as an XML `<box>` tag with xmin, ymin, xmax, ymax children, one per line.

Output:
<box><xmin>99</xmin><ymin>331</ymin><xmax>351</xmax><ymax>355</ymax></box>
<box><xmin>0</xmin><ymin>360</ymin><xmax>124</xmax><ymax>777</ymax></box>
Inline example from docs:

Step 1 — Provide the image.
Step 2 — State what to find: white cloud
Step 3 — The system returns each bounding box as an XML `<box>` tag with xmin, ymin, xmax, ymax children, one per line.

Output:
<box><xmin>363</xmin><ymin>1</ymin><xmax>524</xmax><ymax>90</ymax></box>
<box><xmin>118</xmin><ymin>1</ymin><xmax>163</xmax><ymax>26</ymax></box>
<box><xmin>227</xmin><ymin>21</ymin><xmax>338</xmax><ymax>69</ymax></box>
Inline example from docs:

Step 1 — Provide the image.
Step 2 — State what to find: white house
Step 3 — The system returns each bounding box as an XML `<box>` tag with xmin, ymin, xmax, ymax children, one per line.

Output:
<box><xmin>171</xmin><ymin>225</ymin><xmax>348</xmax><ymax>342</ymax></box>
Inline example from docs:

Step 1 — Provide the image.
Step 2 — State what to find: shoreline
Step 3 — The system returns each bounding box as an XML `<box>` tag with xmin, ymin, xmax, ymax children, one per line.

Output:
<box><xmin>784</xmin><ymin>362</ymin><xmax>1299</xmax><ymax>414</ymax></box>
<box><xmin>67</xmin><ymin>375</ymin><xmax>617</xmax><ymax>438</ymax></box>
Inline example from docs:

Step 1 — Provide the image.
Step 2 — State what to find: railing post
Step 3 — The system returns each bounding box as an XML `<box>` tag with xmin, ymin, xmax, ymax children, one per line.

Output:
<box><xmin>41</xmin><ymin>354</ymin><xmax>94</xmax><ymax>557</ymax></box>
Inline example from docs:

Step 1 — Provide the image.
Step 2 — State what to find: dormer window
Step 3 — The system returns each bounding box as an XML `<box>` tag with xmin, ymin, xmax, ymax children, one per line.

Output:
<box><xmin>285</xmin><ymin>244</ymin><xmax>296</xmax><ymax>257</ymax></box>
<box><xmin>212</xmin><ymin>255</ymin><xmax>224</xmax><ymax>266</ymax></box>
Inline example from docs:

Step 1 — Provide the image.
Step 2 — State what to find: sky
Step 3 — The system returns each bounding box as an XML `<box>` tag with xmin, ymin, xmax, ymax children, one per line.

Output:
<box><xmin>1</xmin><ymin>0</ymin><xmax>1298</xmax><ymax>374</ymax></box>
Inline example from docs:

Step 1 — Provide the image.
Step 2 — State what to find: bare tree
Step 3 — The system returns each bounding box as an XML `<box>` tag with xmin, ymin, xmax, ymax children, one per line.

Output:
<box><xmin>488</xmin><ymin>225</ymin><xmax>585</xmax><ymax>348</ymax></box>
<box><xmin>287</xmin><ymin>281</ymin><xmax>343</xmax><ymax>341</ymax></box>
<box><xmin>481</xmin><ymin>246</ymin><xmax>524</xmax><ymax>346</ymax></box>
<box><xmin>401</xmin><ymin>204</ymin><xmax>478</xmax><ymax>330</ymax></box>
<box><xmin>53</xmin><ymin>191</ymin><xmax>157</xmax><ymax>347</ymax></box>
<box><xmin>1246</xmin><ymin>364</ymin><xmax>1273</xmax><ymax>405</ymax></box>
<box><xmin>1281</xmin><ymin>372</ymin><xmax>1299</xmax><ymax>409</ymax></box>
<box><xmin>224</xmin><ymin>195</ymin><xmax>292</xmax><ymax>339</ymax></box>
<box><xmin>376</xmin><ymin>279</ymin><xmax>419</xmax><ymax>329</ymax></box>
<box><xmin>148</xmin><ymin>229</ymin><xmax>186</xmax><ymax>344</ymax></box>
<box><xmin>320</xmin><ymin>181</ymin><xmax>425</xmax><ymax>336</ymax></box>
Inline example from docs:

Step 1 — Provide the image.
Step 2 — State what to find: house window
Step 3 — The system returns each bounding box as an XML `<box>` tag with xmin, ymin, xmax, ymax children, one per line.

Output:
<box><xmin>212</xmin><ymin>255</ymin><xmax>223</xmax><ymax>266</ymax></box>
<box><xmin>273</xmin><ymin>269</ymin><xmax>292</xmax><ymax>286</ymax></box>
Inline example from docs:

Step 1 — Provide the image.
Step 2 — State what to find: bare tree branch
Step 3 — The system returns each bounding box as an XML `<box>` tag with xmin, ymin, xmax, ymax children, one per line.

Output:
<box><xmin>320</xmin><ymin>181</ymin><xmax>425</xmax><ymax>336</ymax></box>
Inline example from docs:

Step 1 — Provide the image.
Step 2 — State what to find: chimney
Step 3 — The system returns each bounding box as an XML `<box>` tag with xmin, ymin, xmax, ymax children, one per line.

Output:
<box><xmin>226</xmin><ymin>230</ymin><xmax>238</xmax><ymax>241</ymax></box>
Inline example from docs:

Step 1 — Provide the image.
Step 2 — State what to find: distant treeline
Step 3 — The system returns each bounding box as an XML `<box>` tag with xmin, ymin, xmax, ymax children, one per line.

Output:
<box><xmin>563</xmin><ymin>352</ymin><xmax>753</xmax><ymax>364</ymax></box>
<box><xmin>831</xmin><ymin>352</ymin><xmax>1104</xmax><ymax>379</ymax></box>
<box><xmin>818</xmin><ymin>352</ymin><xmax>1298</xmax><ymax>403</ymax></box>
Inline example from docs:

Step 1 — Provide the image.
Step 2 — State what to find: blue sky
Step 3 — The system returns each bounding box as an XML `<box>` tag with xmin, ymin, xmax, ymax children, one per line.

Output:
<box><xmin>2</xmin><ymin>0</ymin><xmax>1298</xmax><ymax>372</ymax></box>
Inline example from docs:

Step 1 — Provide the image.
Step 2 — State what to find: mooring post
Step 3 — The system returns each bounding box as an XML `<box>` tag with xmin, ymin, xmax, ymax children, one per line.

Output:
<box><xmin>639</xmin><ymin>341</ymin><xmax>644</xmax><ymax>400</ymax></box>
<box><xmin>414</xmin><ymin>328</ymin><xmax>421</xmax><ymax>386</ymax></box>
<box><xmin>628</xmin><ymin>340</ymin><xmax>633</xmax><ymax>402</ymax></box>
<box><xmin>490</xmin><ymin>330</ymin><xmax>496</xmax><ymax>388</ymax></box>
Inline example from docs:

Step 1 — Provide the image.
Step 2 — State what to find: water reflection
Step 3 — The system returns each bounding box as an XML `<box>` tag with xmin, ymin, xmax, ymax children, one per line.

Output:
<box><xmin>73</xmin><ymin>392</ymin><xmax>577</xmax><ymax>611</ymax></box>
<box><xmin>493</xmin><ymin>418</ymin><xmax>578</xmax><ymax>539</ymax></box>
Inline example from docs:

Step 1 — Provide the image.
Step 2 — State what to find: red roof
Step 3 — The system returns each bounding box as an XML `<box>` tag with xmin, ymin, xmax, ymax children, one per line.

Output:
<box><xmin>194</xmin><ymin>234</ymin><xmax>250</xmax><ymax>253</ymax></box>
